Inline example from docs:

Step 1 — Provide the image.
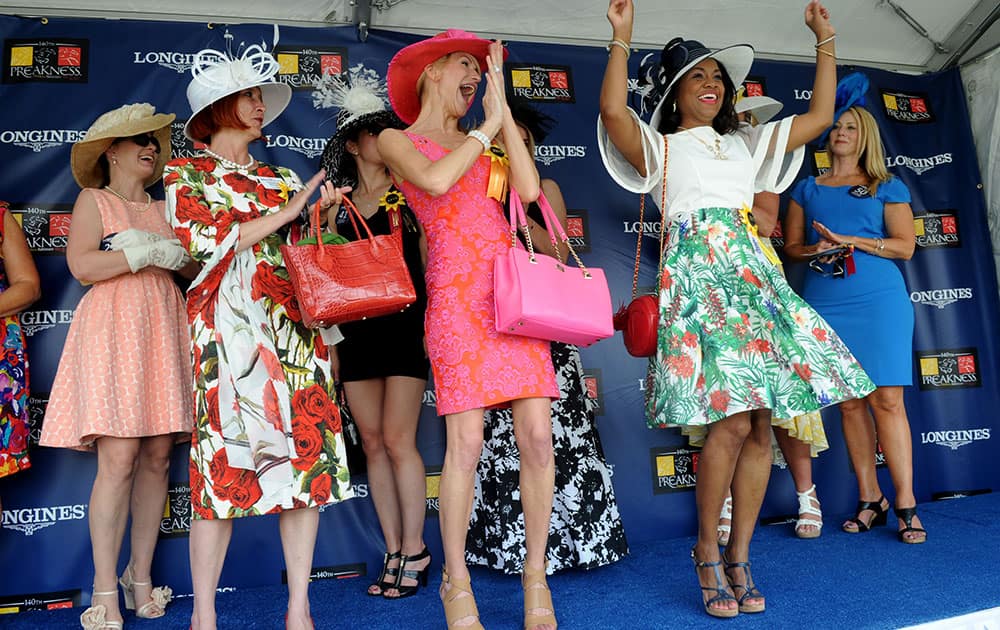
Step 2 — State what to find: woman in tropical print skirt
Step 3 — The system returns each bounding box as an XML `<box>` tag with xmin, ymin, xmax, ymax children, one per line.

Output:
<box><xmin>599</xmin><ymin>0</ymin><xmax>874</xmax><ymax>619</ymax></box>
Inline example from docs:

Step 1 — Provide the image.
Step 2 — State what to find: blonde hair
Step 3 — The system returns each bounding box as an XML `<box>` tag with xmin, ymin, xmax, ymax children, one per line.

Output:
<box><xmin>832</xmin><ymin>106</ymin><xmax>891</xmax><ymax>197</ymax></box>
<box><xmin>416</xmin><ymin>53</ymin><xmax>455</xmax><ymax>102</ymax></box>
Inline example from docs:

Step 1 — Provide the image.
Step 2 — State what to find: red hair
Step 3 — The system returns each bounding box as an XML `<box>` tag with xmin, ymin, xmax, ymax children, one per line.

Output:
<box><xmin>187</xmin><ymin>92</ymin><xmax>250</xmax><ymax>143</ymax></box>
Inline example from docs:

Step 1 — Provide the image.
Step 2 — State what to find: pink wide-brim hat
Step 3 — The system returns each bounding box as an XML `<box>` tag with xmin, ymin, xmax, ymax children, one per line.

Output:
<box><xmin>387</xmin><ymin>29</ymin><xmax>508</xmax><ymax>125</ymax></box>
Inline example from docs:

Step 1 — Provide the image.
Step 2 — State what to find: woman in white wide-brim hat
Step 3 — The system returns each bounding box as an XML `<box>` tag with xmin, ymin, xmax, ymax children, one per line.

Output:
<box><xmin>41</xmin><ymin>102</ymin><xmax>195</xmax><ymax>630</ymax></box>
<box><xmin>164</xmin><ymin>35</ymin><xmax>350</xmax><ymax>630</ymax></box>
<box><xmin>599</xmin><ymin>0</ymin><xmax>875</xmax><ymax>619</ymax></box>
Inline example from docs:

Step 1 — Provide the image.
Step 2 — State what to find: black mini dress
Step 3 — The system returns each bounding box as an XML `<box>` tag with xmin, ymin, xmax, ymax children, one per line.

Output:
<box><xmin>334</xmin><ymin>186</ymin><xmax>429</xmax><ymax>382</ymax></box>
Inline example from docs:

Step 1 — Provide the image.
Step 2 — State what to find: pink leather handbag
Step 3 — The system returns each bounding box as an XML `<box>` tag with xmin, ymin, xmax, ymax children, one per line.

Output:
<box><xmin>493</xmin><ymin>190</ymin><xmax>613</xmax><ymax>347</ymax></box>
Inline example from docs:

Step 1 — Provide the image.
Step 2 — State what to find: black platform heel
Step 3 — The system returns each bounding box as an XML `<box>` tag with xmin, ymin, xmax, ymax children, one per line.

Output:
<box><xmin>368</xmin><ymin>550</ymin><xmax>401</xmax><ymax>597</ymax></box>
<box><xmin>842</xmin><ymin>495</ymin><xmax>888</xmax><ymax>533</ymax></box>
<box><xmin>386</xmin><ymin>547</ymin><xmax>431</xmax><ymax>599</ymax></box>
<box><xmin>895</xmin><ymin>506</ymin><xmax>927</xmax><ymax>544</ymax></box>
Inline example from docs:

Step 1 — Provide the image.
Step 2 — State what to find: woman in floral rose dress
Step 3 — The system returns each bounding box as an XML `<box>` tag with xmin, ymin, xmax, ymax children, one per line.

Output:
<box><xmin>165</xmin><ymin>41</ymin><xmax>352</xmax><ymax>630</ymax></box>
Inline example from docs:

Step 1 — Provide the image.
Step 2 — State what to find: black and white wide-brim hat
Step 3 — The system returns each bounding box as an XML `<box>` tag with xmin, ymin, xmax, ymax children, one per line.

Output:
<box><xmin>314</xmin><ymin>64</ymin><xmax>403</xmax><ymax>187</ymax></box>
<box><xmin>647</xmin><ymin>38</ymin><xmax>755</xmax><ymax>130</ymax></box>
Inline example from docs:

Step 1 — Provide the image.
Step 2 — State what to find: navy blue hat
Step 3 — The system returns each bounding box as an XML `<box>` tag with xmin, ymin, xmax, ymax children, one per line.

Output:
<box><xmin>640</xmin><ymin>37</ymin><xmax>754</xmax><ymax>129</ymax></box>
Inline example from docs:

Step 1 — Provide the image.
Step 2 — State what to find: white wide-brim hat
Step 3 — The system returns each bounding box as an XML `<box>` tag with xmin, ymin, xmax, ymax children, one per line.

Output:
<box><xmin>183</xmin><ymin>42</ymin><xmax>292</xmax><ymax>142</ymax></box>
<box><xmin>70</xmin><ymin>103</ymin><xmax>175</xmax><ymax>189</ymax></box>
<box><xmin>735</xmin><ymin>95</ymin><xmax>783</xmax><ymax>125</ymax></box>
<box><xmin>649</xmin><ymin>40</ymin><xmax>754</xmax><ymax>131</ymax></box>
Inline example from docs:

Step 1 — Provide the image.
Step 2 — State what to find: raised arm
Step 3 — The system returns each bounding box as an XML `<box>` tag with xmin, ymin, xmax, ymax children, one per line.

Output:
<box><xmin>599</xmin><ymin>0</ymin><xmax>646</xmax><ymax>175</ymax></box>
<box><xmin>489</xmin><ymin>42</ymin><xmax>541</xmax><ymax>202</ymax></box>
<box><xmin>786</xmin><ymin>0</ymin><xmax>837</xmax><ymax>152</ymax></box>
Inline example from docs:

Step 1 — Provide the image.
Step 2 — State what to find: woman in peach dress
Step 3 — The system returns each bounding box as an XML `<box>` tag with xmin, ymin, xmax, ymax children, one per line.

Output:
<box><xmin>41</xmin><ymin>104</ymin><xmax>195</xmax><ymax>630</ymax></box>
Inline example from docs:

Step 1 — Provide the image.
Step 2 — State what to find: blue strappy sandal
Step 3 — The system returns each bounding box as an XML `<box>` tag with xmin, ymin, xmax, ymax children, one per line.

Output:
<box><xmin>690</xmin><ymin>547</ymin><xmax>738</xmax><ymax>618</ymax></box>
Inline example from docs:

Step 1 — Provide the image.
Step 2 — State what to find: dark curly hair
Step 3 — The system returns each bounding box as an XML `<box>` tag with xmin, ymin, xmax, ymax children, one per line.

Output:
<box><xmin>639</xmin><ymin>39</ymin><xmax>741</xmax><ymax>136</ymax></box>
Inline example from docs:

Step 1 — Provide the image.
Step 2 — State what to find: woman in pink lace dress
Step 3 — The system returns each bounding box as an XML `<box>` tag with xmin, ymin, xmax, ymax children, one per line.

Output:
<box><xmin>380</xmin><ymin>30</ymin><xmax>558</xmax><ymax>630</ymax></box>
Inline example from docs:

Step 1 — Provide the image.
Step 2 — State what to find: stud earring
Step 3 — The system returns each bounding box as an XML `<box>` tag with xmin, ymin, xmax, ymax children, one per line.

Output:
<box><xmin>111</xmin><ymin>157</ymin><xmax>118</xmax><ymax>165</ymax></box>
<box><xmin>672</xmin><ymin>101</ymin><xmax>677</xmax><ymax>113</ymax></box>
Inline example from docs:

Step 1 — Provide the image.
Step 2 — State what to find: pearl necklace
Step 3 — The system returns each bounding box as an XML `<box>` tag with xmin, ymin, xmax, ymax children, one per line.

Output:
<box><xmin>679</xmin><ymin>126</ymin><xmax>728</xmax><ymax>160</ymax></box>
<box><xmin>104</xmin><ymin>185</ymin><xmax>152</xmax><ymax>212</ymax></box>
<box><xmin>202</xmin><ymin>147</ymin><xmax>255</xmax><ymax>172</ymax></box>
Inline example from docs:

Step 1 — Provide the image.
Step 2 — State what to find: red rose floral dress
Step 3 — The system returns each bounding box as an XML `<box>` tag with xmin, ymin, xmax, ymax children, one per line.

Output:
<box><xmin>164</xmin><ymin>157</ymin><xmax>353</xmax><ymax>519</ymax></box>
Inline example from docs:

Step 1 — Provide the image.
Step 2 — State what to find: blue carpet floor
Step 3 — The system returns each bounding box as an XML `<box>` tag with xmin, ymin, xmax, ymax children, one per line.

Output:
<box><xmin>5</xmin><ymin>493</ymin><xmax>999</xmax><ymax>629</ymax></box>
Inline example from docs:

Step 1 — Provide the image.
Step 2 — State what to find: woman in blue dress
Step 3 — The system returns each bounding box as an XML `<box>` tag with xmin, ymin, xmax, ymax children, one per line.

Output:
<box><xmin>784</xmin><ymin>104</ymin><xmax>925</xmax><ymax>544</ymax></box>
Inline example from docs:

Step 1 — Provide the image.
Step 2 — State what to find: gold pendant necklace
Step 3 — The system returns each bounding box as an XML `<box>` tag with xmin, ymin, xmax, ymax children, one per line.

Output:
<box><xmin>104</xmin><ymin>185</ymin><xmax>152</xmax><ymax>212</ymax></box>
<box><xmin>679</xmin><ymin>126</ymin><xmax>728</xmax><ymax>160</ymax></box>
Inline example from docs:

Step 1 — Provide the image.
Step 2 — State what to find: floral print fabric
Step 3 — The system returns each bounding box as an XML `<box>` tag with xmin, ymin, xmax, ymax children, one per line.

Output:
<box><xmin>467</xmin><ymin>342</ymin><xmax>628</xmax><ymax>573</ymax></box>
<box><xmin>164</xmin><ymin>157</ymin><xmax>352</xmax><ymax>519</ymax></box>
<box><xmin>0</xmin><ymin>202</ymin><xmax>30</xmax><ymax>478</ymax></box>
<box><xmin>646</xmin><ymin>208</ymin><xmax>875</xmax><ymax>428</ymax></box>
<box><xmin>395</xmin><ymin>134</ymin><xmax>557</xmax><ymax>415</ymax></box>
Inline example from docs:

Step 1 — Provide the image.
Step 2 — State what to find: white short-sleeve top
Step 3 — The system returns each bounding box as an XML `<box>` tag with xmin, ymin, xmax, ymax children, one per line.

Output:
<box><xmin>597</xmin><ymin>109</ymin><xmax>805</xmax><ymax>221</ymax></box>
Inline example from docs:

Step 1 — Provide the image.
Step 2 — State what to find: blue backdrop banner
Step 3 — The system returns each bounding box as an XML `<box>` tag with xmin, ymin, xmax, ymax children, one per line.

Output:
<box><xmin>0</xmin><ymin>14</ymin><xmax>997</xmax><ymax>615</ymax></box>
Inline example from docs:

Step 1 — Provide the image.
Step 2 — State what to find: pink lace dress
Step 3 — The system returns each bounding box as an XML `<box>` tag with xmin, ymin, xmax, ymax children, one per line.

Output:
<box><xmin>397</xmin><ymin>133</ymin><xmax>557</xmax><ymax>416</ymax></box>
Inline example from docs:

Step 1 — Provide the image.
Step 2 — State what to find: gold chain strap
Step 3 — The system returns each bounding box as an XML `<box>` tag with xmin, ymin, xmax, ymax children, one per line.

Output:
<box><xmin>629</xmin><ymin>135</ymin><xmax>669</xmax><ymax>298</ymax></box>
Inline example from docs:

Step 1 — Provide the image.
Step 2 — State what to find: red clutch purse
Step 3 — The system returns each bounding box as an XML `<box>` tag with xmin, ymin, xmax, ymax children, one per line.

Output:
<box><xmin>614</xmin><ymin>135</ymin><xmax>668</xmax><ymax>358</ymax></box>
<box><xmin>281</xmin><ymin>196</ymin><xmax>416</xmax><ymax>328</ymax></box>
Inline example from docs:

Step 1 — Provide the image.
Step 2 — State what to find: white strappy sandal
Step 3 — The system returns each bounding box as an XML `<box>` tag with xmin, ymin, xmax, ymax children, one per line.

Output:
<box><xmin>795</xmin><ymin>484</ymin><xmax>823</xmax><ymax>539</ymax></box>
<box><xmin>717</xmin><ymin>495</ymin><xmax>732</xmax><ymax>546</ymax></box>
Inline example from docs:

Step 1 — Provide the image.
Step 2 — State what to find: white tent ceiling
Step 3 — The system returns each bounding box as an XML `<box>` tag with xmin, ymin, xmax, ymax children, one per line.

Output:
<box><xmin>1</xmin><ymin>0</ymin><xmax>998</xmax><ymax>72</ymax></box>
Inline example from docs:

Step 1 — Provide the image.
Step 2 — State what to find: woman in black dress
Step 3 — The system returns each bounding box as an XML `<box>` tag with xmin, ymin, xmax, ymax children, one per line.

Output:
<box><xmin>316</xmin><ymin>66</ymin><xmax>431</xmax><ymax>599</ymax></box>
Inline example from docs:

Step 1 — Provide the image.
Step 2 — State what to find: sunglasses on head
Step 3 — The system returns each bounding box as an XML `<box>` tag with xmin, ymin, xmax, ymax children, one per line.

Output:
<box><xmin>120</xmin><ymin>133</ymin><xmax>161</xmax><ymax>152</ymax></box>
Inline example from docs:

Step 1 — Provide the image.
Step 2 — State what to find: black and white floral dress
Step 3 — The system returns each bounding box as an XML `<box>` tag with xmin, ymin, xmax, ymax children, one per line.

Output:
<box><xmin>466</xmin><ymin>341</ymin><xmax>629</xmax><ymax>573</ymax></box>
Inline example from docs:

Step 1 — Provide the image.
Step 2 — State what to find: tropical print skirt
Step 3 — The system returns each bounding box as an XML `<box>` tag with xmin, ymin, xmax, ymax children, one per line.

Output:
<box><xmin>680</xmin><ymin>233</ymin><xmax>829</xmax><ymax>457</ymax></box>
<box><xmin>645</xmin><ymin>207</ymin><xmax>874</xmax><ymax>428</ymax></box>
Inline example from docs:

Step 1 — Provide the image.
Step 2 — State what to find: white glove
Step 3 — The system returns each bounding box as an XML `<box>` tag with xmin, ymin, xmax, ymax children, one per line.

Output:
<box><xmin>108</xmin><ymin>228</ymin><xmax>163</xmax><ymax>251</ymax></box>
<box><xmin>123</xmin><ymin>239</ymin><xmax>191</xmax><ymax>272</ymax></box>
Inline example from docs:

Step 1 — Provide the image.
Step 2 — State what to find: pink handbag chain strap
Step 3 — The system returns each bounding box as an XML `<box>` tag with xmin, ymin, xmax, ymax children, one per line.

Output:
<box><xmin>508</xmin><ymin>190</ymin><xmax>593</xmax><ymax>279</ymax></box>
<box><xmin>629</xmin><ymin>135</ymin><xmax>669</xmax><ymax>299</ymax></box>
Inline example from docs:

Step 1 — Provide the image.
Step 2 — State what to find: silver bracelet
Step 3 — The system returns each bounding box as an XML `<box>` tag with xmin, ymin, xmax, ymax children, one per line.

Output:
<box><xmin>467</xmin><ymin>129</ymin><xmax>491</xmax><ymax>152</ymax></box>
<box><xmin>606</xmin><ymin>39</ymin><xmax>631</xmax><ymax>56</ymax></box>
<box><xmin>815</xmin><ymin>34</ymin><xmax>836</xmax><ymax>48</ymax></box>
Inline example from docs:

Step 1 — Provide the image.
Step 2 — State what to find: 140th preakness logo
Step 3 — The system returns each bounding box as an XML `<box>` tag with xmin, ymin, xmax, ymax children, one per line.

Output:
<box><xmin>650</xmin><ymin>447</ymin><xmax>699</xmax><ymax>494</ymax></box>
<box><xmin>914</xmin><ymin>211</ymin><xmax>961</xmax><ymax>248</ymax></box>
<box><xmin>881</xmin><ymin>88</ymin><xmax>935</xmax><ymax>124</ymax></box>
<box><xmin>274</xmin><ymin>46</ymin><xmax>346</xmax><ymax>90</ymax></box>
<box><xmin>916</xmin><ymin>348</ymin><xmax>981</xmax><ymax>390</ymax></box>
<box><xmin>3</xmin><ymin>38</ymin><xmax>88</xmax><ymax>83</ymax></box>
<box><xmin>508</xmin><ymin>64</ymin><xmax>575</xmax><ymax>103</ymax></box>
<box><xmin>10</xmin><ymin>204</ymin><xmax>72</xmax><ymax>254</ymax></box>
